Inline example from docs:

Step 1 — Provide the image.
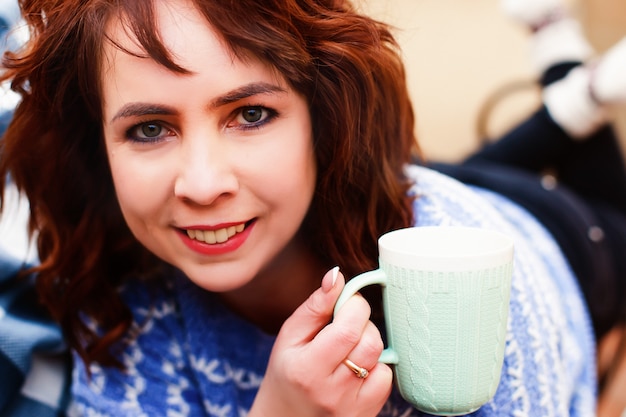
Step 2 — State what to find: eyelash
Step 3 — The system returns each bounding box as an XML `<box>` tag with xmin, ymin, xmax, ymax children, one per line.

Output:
<box><xmin>124</xmin><ymin>121</ymin><xmax>174</xmax><ymax>144</ymax></box>
<box><xmin>231</xmin><ymin>105</ymin><xmax>279</xmax><ymax>131</ymax></box>
<box><xmin>124</xmin><ymin>105</ymin><xmax>279</xmax><ymax>143</ymax></box>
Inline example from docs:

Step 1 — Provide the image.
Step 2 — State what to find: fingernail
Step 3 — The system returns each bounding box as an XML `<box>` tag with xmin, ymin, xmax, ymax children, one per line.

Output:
<box><xmin>331</xmin><ymin>266</ymin><xmax>339</xmax><ymax>287</ymax></box>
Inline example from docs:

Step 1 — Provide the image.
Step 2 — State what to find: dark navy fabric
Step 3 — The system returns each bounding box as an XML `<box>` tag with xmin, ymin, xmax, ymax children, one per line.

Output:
<box><xmin>0</xmin><ymin>252</ymin><xmax>70</xmax><ymax>416</ymax></box>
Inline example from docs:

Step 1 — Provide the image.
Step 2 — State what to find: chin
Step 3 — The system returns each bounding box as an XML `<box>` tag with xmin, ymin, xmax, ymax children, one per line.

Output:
<box><xmin>181</xmin><ymin>266</ymin><xmax>256</xmax><ymax>293</ymax></box>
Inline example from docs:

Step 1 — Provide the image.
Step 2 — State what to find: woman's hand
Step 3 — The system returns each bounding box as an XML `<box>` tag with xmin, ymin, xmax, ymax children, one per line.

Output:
<box><xmin>250</xmin><ymin>267</ymin><xmax>393</xmax><ymax>417</ymax></box>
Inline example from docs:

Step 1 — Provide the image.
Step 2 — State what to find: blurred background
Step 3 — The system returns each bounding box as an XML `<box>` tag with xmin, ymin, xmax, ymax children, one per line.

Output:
<box><xmin>357</xmin><ymin>0</ymin><xmax>626</xmax><ymax>163</ymax></box>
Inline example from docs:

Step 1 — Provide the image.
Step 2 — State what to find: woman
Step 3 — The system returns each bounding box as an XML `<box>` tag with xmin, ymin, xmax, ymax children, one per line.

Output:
<box><xmin>0</xmin><ymin>0</ymin><xmax>595</xmax><ymax>415</ymax></box>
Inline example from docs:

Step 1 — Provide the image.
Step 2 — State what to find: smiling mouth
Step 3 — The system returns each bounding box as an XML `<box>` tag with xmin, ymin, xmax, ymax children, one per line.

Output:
<box><xmin>185</xmin><ymin>223</ymin><xmax>246</xmax><ymax>244</ymax></box>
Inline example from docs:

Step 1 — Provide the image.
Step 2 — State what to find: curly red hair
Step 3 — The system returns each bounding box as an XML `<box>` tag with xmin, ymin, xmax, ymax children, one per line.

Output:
<box><xmin>0</xmin><ymin>0</ymin><xmax>419</xmax><ymax>366</ymax></box>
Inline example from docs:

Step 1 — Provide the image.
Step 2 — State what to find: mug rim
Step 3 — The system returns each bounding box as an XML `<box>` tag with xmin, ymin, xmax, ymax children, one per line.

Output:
<box><xmin>378</xmin><ymin>226</ymin><xmax>514</xmax><ymax>271</ymax></box>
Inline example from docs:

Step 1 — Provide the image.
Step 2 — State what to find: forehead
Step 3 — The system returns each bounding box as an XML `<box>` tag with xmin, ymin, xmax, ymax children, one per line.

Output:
<box><xmin>102</xmin><ymin>0</ymin><xmax>227</xmax><ymax>72</ymax></box>
<box><xmin>99</xmin><ymin>0</ymin><xmax>293</xmax><ymax>117</ymax></box>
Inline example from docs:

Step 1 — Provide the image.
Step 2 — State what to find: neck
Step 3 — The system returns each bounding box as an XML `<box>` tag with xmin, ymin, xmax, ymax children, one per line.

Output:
<box><xmin>219</xmin><ymin>237</ymin><xmax>327</xmax><ymax>334</ymax></box>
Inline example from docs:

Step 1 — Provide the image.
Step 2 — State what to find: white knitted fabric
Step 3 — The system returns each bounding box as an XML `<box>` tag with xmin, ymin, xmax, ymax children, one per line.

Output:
<box><xmin>543</xmin><ymin>36</ymin><xmax>626</xmax><ymax>139</ymax></box>
<box><xmin>501</xmin><ymin>0</ymin><xmax>563</xmax><ymax>26</ymax></box>
<box><xmin>543</xmin><ymin>66</ymin><xmax>607</xmax><ymax>138</ymax></box>
<box><xmin>530</xmin><ymin>18</ymin><xmax>594</xmax><ymax>74</ymax></box>
<box><xmin>591</xmin><ymin>36</ymin><xmax>626</xmax><ymax>104</ymax></box>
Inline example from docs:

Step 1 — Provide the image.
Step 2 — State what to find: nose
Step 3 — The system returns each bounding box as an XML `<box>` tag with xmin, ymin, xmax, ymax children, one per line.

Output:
<box><xmin>174</xmin><ymin>134</ymin><xmax>239</xmax><ymax>206</ymax></box>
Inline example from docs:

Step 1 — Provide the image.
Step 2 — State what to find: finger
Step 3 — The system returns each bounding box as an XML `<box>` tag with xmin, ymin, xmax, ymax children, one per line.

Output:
<box><xmin>276</xmin><ymin>267</ymin><xmax>345</xmax><ymax>346</ymax></box>
<box><xmin>357</xmin><ymin>362</ymin><xmax>394</xmax><ymax>408</ymax></box>
<box><xmin>335</xmin><ymin>359</ymin><xmax>394</xmax><ymax>412</ymax></box>
<box><xmin>313</xmin><ymin>292</ymin><xmax>372</xmax><ymax>363</ymax></box>
<box><xmin>338</xmin><ymin>320</ymin><xmax>384</xmax><ymax>378</ymax></box>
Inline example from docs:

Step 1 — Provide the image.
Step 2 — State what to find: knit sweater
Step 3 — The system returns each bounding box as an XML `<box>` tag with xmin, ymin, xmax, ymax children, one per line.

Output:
<box><xmin>69</xmin><ymin>165</ymin><xmax>596</xmax><ymax>417</ymax></box>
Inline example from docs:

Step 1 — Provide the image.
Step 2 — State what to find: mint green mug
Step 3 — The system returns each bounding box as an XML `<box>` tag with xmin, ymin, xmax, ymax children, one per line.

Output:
<box><xmin>335</xmin><ymin>226</ymin><xmax>514</xmax><ymax>416</ymax></box>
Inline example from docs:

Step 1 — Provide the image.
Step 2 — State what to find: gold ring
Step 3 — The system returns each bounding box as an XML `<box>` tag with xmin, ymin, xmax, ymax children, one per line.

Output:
<box><xmin>343</xmin><ymin>359</ymin><xmax>369</xmax><ymax>379</ymax></box>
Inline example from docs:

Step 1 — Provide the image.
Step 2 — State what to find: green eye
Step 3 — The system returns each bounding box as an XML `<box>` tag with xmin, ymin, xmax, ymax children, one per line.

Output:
<box><xmin>125</xmin><ymin>121</ymin><xmax>173</xmax><ymax>143</ymax></box>
<box><xmin>229</xmin><ymin>105</ymin><xmax>278</xmax><ymax>131</ymax></box>
<box><xmin>242</xmin><ymin>107</ymin><xmax>263</xmax><ymax>123</ymax></box>
<box><xmin>141</xmin><ymin>123</ymin><xmax>163</xmax><ymax>137</ymax></box>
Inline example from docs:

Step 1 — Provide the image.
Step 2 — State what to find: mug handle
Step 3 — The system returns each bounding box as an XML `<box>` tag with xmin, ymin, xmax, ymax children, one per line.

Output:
<box><xmin>333</xmin><ymin>268</ymin><xmax>399</xmax><ymax>365</ymax></box>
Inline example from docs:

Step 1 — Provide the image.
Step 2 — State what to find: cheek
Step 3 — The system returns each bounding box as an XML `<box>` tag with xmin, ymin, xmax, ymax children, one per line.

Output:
<box><xmin>278</xmin><ymin>130</ymin><xmax>316</xmax><ymax>209</ymax></box>
<box><xmin>107</xmin><ymin>151</ymin><xmax>170</xmax><ymax>221</ymax></box>
<box><xmin>266</xmin><ymin>142</ymin><xmax>316</xmax><ymax>212</ymax></box>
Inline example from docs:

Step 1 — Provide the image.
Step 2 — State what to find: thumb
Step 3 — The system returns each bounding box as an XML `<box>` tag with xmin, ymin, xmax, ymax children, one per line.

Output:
<box><xmin>278</xmin><ymin>267</ymin><xmax>345</xmax><ymax>346</ymax></box>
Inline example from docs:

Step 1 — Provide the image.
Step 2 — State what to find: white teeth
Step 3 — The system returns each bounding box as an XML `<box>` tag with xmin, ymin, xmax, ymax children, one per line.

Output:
<box><xmin>204</xmin><ymin>230</ymin><xmax>217</xmax><ymax>244</ymax></box>
<box><xmin>186</xmin><ymin>224</ymin><xmax>246</xmax><ymax>245</ymax></box>
<box><xmin>215</xmin><ymin>228</ymin><xmax>228</xmax><ymax>243</ymax></box>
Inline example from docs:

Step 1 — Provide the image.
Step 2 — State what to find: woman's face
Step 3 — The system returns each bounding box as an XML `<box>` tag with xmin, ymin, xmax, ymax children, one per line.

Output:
<box><xmin>100</xmin><ymin>0</ymin><xmax>316</xmax><ymax>292</ymax></box>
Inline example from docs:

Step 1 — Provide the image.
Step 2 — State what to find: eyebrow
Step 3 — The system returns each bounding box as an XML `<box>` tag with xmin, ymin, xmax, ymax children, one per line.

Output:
<box><xmin>209</xmin><ymin>82</ymin><xmax>287</xmax><ymax>107</ymax></box>
<box><xmin>110</xmin><ymin>103</ymin><xmax>176</xmax><ymax>123</ymax></box>
<box><xmin>109</xmin><ymin>82</ymin><xmax>288</xmax><ymax>123</ymax></box>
